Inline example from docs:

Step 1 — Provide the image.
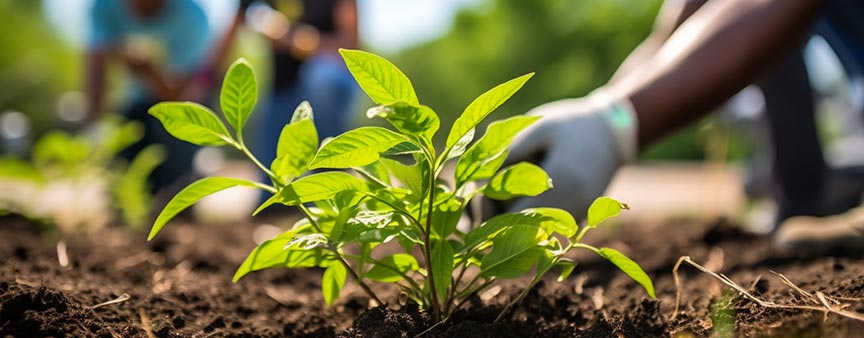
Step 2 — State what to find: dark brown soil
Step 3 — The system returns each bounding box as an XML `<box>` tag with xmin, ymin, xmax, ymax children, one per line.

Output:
<box><xmin>1</xmin><ymin>213</ymin><xmax>863</xmax><ymax>337</ymax></box>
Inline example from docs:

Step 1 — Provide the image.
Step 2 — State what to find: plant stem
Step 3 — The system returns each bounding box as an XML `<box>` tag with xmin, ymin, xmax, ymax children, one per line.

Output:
<box><xmin>361</xmin><ymin>192</ymin><xmax>425</xmax><ymax>236</ymax></box>
<box><xmin>495</xmin><ymin>237</ymin><xmax>589</xmax><ymax>322</ymax></box>
<box><xmin>573</xmin><ymin>225</ymin><xmax>592</xmax><ymax>244</ymax></box>
<box><xmin>444</xmin><ymin>260</ymin><xmax>470</xmax><ymax>315</ymax></box>
<box><xmin>494</xmin><ymin>271</ymin><xmax>545</xmax><ymax>322</ymax></box>
<box><xmin>233</xmin><ymin>141</ymin><xmax>284</xmax><ymax>188</ymax></box>
<box><xmin>449</xmin><ymin>278</ymin><xmax>494</xmax><ymax>317</ymax></box>
<box><xmin>298</xmin><ymin>204</ymin><xmax>382</xmax><ymax>304</ymax></box>
<box><xmin>421</xmin><ymin>151</ymin><xmax>442</xmax><ymax>323</ymax></box>
<box><xmin>337</xmin><ymin>254</ymin><xmax>383</xmax><ymax>305</ymax></box>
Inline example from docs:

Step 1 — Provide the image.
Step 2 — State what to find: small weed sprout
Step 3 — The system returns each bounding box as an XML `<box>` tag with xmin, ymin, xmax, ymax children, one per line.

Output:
<box><xmin>146</xmin><ymin>50</ymin><xmax>654</xmax><ymax>323</ymax></box>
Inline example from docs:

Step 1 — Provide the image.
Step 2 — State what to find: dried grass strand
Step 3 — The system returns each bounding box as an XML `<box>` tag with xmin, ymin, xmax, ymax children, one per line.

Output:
<box><xmin>670</xmin><ymin>256</ymin><xmax>864</xmax><ymax>323</ymax></box>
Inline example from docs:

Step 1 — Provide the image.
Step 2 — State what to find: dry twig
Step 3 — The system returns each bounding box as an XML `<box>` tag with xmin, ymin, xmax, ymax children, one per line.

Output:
<box><xmin>671</xmin><ymin>256</ymin><xmax>864</xmax><ymax>322</ymax></box>
<box><xmin>89</xmin><ymin>293</ymin><xmax>131</xmax><ymax>310</ymax></box>
<box><xmin>139</xmin><ymin>307</ymin><xmax>156</xmax><ymax>338</ymax></box>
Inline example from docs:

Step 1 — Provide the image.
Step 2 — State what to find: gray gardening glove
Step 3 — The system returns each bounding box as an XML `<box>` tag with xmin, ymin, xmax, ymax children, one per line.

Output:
<box><xmin>505</xmin><ymin>94</ymin><xmax>639</xmax><ymax>219</ymax></box>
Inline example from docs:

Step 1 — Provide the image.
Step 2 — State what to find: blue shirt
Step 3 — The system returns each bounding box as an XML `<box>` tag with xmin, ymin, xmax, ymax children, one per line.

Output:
<box><xmin>89</xmin><ymin>0</ymin><xmax>213</xmax><ymax>98</ymax></box>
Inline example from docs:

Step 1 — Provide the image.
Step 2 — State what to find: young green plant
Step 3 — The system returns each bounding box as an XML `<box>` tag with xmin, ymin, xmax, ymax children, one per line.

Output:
<box><xmin>0</xmin><ymin>117</ymin><xmax>165</xmax><ymax>231</ymax></box>
<box><xmin>146</xmin><ymin>50</ymin><xmax>654</xmax><ymax>324</ymax></box>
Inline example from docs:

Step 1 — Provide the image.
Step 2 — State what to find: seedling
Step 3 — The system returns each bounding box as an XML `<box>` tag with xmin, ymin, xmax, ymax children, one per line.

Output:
<box><xmin>0</xmin><ymin>117</ymin><xmax>164</xmax><ymax>231</ymax></box>
<box><xmin>146</xmin><ymin>50</ymin><xmax>654</xmax><ymax>323</ymax></box>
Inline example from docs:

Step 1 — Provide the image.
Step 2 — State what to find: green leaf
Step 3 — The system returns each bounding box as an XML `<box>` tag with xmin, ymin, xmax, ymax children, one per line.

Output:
<box><xmin>445</xmin><ymin>128</ymin><xmax>475</xmax><ymax>161</ymax></box>
<box><xmin>597</xmin><ymin>247</ymin><xmax>655</xmax><ymax>298</ymax></box>
<box><xmin>556</xmin><ymin>259</ymin><xmax>577</xmax><ymax>282</ymax></box>
<box><xmin>446</xmin><ymin>73</ymin><xmax>533</xmax><ymax>149</ymax></box>
<box><xmin>310</xmin><ymin>127</ymin><xmax>408</xmax><ymax>169</ymax></box>
<box><xmin>92</xmin><ymin>117</ymin><xmax>144</xmax><ymax>162</ymax></box>
<box><xmin>462</xmin><ymin>208</ymin><xmax>572</xmax><ymax>252</ymax></box>
<box><xmin>365</xmin><ymin>253</ymin><xmax>419</xmax><ymax>283</ymax></box>
<box><xmin>430</xmin><ymin>194</ymin><xmax>462</xmax><ymax>240</ymax></box>
<box><xmin>463</xmin><ymin>152</ymin><xmax>508</xmax><ymax>188</ymax></box>
<box><xmin>149</xmin><ymin>177</ymin><xmax>264</xmax><ymax>240</ymax></box>
<box><xmin>252</xmin><ymin>193</ymin><xmax>280</xmax><ymax>216</ymax></box>
<box><xmin>322</xmin><ymin>261</ymin><xmax>347</xmax><ymax>306</ymax></box>
<box><xmin>587</xmin><ymin>197</ymin><xmax>628</xmax><ymax>228</ymax></box>
<box><xmin>278</xmin><ymin>171</ymin><xmax>368</xmax><ymax>205</ymax></box>
<box><xmin>0</xmin><ymin>157</ymin><xmax>43</xmax><ymax>182</ymax></box>
<box><xmin>115</xmin><ymin>145</ymin><xmax>165</xmax><ymax>228</ymax></box>
<box><xmin>149</xmin><ymin>102</ymin><xmax>233</xmax><ymax>146</ymax></box>
<box><xmin>380</xmin><ymin>158</ymin><xmax>424</xmax><ymax>196</ymax></box>
<box><xmin>431</xmin><ymin>240</ymin><xmax>454</xmax><ymax>301</ymax></box>
<box><xmin>32</xmin><ymin>131</ymin><xmax>91</xmax><ymax>168</ymax></box>
<box><xmin>233</xmin><ymin>227</ymin><xmax>325</xmax><ymax>282</ymax></box>
<box><xmin>286</xmin><ymin>233</ymin><xmax>329</xmax><ymax>250</ymax></box>
<box><xmin>220</xmin><ymin>58</ymin><xmax>257</xmax><ymax>132</ymax></box>
<box><xmin>480</xmin><ymin>225</ymin><xmax>544</xmax><ymax>279</ymax></box>
<box><xmin>521</xmin><ymin>207</ymin><xmax>578</xmax><ymax>238</ymax></box>
<box><xmin>455</xmin><ymin>115</ymin><xmax>540</xmax><ymax>186</ymax></box>
<box><xmin>271</xmin><ymin>119</ymin><xmax>318</xmax><ymax>183</ymax></box>
<box><xmin>367</xmin><ymin>102</ymin><xmax>439</xmax><ymax>140</ymax></box>
<box><xmin>536</xmin><ymin>251</ymin><xmax>555</xmax><ymax>275</ymax></box>
<box><xmin>484</xmin><ymin>162</ymin><xmax>552</xmax><ymax>200</ymax></box>
<box><xmin>380</xmin><ymin>141</ymin><xmax>423</xmax><ymax>156</ymax></box>
<box><xmin>462</xmin><ymin>213</ymin><xmax>531</xmax><ymax>253</ymax></box>
<box><xmin>290</xmin><ymin>100</ymin><xmax>314</xmax><ymax>124</ymax></box>
<box><xmin>341</xmin><ymin>223</ymin><xmax>401</xmax><ymax>244</ymax></box>
<box><xmin>339</xmin><ymin>49</ymin><xmax>419</xmax><ymax>106</ymax></box>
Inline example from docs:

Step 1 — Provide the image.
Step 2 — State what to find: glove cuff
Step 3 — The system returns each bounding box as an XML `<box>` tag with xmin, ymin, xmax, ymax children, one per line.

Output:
<box><xmin>590</xmin><ymin>91</ymin><xmax>639</xmax><ymax>163</ymax></box>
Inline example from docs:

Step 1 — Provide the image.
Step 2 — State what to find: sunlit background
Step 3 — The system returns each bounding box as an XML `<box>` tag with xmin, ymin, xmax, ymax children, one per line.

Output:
<box><xmin>2</xmin><ymin>0</ymin><xmax>862</xmax><ymax>226</ymax></box>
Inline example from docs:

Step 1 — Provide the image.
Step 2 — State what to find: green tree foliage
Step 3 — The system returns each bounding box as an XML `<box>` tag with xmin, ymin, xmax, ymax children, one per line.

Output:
<box><xmin>0</xmin><ymin>0</ymin><xmax>78</xmax><ymax>135</ymax></box>
<box><xmin>391</xmin><ymin>0</ymin><xmax>662</xmax><ymax>145</ymax></box>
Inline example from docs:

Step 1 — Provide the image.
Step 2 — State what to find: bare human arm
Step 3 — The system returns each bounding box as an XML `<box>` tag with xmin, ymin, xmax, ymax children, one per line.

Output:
<box><xmin>85</xmin><ymin>50</ymin><xmax>108</xmax><ymax>121</ymax></box>
<box><xmin>611</xmin><ymin>0</ymin><xmax>706</xmax><ymax>82</ymax></box>
<box><xmin>604</xmin><ymin>0</ymin><xmax>826</xmax><ymax>148</ymax></box>
<box><xmin>120</xmin><ymin>52</ymin><xmax>188</xmax><ymax>101</ymax></box>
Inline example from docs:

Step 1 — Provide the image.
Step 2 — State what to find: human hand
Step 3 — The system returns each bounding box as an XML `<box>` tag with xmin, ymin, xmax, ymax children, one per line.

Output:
<box><xmin>119</xmin><ymin>51</ymin><xmax>155</xmax><ymax>76</ymax></box>
<box><xmin>504</xmin><ymin>95</ymin><xmax>639</xmax><ymax>219</ymax></box>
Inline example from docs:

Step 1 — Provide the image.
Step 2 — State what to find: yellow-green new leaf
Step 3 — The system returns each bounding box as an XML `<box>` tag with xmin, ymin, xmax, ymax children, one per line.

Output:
<box><xmin>431</xmin><ymin>240</ymin><xmax>454</xmax><ymax>302</ymax></box>
<box><xmin>446</xmin><ymin>73</ymin><xmax>533</xmax><ymax>149</ymax></box>
<box><xmin>520</xmin><ymin>207</ymin><xmax>578</xmax><ymax>238</ymax></box>
<box><xmin>290</xmin><ymin>100</ymin><xmax>314</xmax><ymax>124</ymax></box>
<box><xmin>310</xmin><ymin>127</ymin><xmax>409</xmax><ymax>169</ymax></box>
<box><xmin>220</xmin><ymin>58</ymin><xmax>257</xmax><ymax>132</ymax></box>
<box><xmin>233</xmin><ymin>228</ymin><xmax>325</xmax><ymax>282</ymax></box>
<box><xmin>148</xmin><ymin>102</ymin><xmax>233</xmax><ymax>146</ymax></box>
<box><xmin>271</xmin><ymin>119</ymin><xmax>318</xmax><ymax>182</ymax></box>
<box><xmin>455</xmin><ymin>115</ymin><xmax>540</xmax><ymax>186</ymax></box>
<box><xmin>340</xmin><ymin>49</ymin><xmax>418</xmax><ymax>106</ymax></box>
<box><xmin>365</xmin><ymin>253</ymin><xmax>419</xmax><ymax>283</ymax></box>
<box><xmin>279</xmin><ymin>172</ymin><xmax>368</xmax><ymax>205</ymax></box>
<box><xmin>587</xmin><ymin>197</ymin><xmax>628</xmax><ymax>228</ymax></box>
<box><xmin>597</xmin><ymin>247</ymin><xmax>655</xmax><ymax>298</ymax></box>
<box><xmin>367</xmin><ymin>102</ymin><xmax>439</xmax><ymax>141</ymax></box>
<box><xmin>480</xmin><ymin>225</ymin><xmax>544</xmax><ymax>279</ymax></box>
<box><xmin>484</xmin><ymin>162</ymin><xmax>552</xmax><ymax>200</ymax></box>
<box><xmin>322</xmin><ymin>262</ymin><xmax>347</xmax><ymax>306</ymax></box>
<box><xmin>149</xmin><ymin>177</ymin><xmax>266</xmax><ymax>240</ymax></box>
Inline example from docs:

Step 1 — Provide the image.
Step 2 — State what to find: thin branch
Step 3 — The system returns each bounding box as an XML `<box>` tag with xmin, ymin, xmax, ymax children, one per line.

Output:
<box><xmin>671</xmin><ymin>256</ymin><xmax>864</xmax><ymax>322</ymax></box>
<box><xmin>90</xmin><ymin>293</ymin><xmax>131</xmax><ymax>309</ymax></box>
<box><xmin>337</xmin><ymin>254</ymin><xmax>383</xmax><ymax>305</ymax></box>
<box><xmin>297</xmin><ymin>204</ymin><xmax>383</xmax><ymax>305</ymax></box>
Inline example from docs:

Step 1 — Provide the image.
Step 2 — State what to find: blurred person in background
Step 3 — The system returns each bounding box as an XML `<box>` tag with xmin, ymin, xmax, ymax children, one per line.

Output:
<box><xmin>242</xmin><ymin>0</ymin><xmax>359</xmax><ymax>176</ymax></box>
<box><xmin>85</xmin><ymin>0</ymin><xmax>220</xmax><ymax>195</ymax></box>
<box><xmin>506</xmin><ymin>0</ymin><xmax>864</xmax><ymax>254</ymax></box>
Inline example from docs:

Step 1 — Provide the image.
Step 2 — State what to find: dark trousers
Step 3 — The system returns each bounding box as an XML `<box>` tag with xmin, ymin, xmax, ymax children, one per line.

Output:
<box><xmin>760</xmin><ymin>51</ymin><xmax>863</xmax><ymax>222</ymax></box>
